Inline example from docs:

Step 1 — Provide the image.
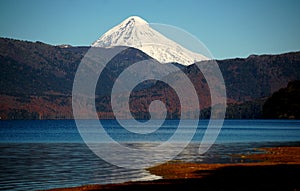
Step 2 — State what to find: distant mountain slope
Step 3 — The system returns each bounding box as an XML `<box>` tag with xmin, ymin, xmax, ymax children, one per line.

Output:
<box><xmin>0</xmin><ymin>38</ymin><xmax>88</xmax><ymax>96</ymax></box>
<box><xmin>218</xmin><ymin>53</ymin><xmax>300</xmax><ymax>102</ymax></box>
<box><xmin>0</xmin><ymin>37</ymin><xmax>300</xmax><ymax>119</ymax></box>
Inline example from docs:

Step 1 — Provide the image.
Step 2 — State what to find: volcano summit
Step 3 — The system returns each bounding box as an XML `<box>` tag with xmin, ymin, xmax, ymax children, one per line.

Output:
<box><xmin>92</xmin><ymin>16</ymin><xmax>207</xmax><ymax>66</ymax></box>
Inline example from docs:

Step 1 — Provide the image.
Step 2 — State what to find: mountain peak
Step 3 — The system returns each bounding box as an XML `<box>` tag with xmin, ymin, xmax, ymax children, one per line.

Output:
<box><xmin>123</xmin><ymin>16</ymin><xmax>148</xmax><ymax>25</ymax></box>
<box><xmin>92</xmin><ymin>16</ymin><xmax>207</xmax><ymax>65</ymax></box>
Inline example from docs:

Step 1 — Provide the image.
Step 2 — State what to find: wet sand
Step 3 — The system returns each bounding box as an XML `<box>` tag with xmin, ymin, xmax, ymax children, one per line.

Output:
<box><xmin>45</xmin><ymin>146</ymin><xmax>300</xmax><ymax>191</ymax></box>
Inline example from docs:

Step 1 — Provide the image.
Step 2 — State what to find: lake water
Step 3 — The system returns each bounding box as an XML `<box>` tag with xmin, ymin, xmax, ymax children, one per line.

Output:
<box><xmin>0</xmin><ymin>120</ymin><xmax>299</xmax><ymax>190</ymax></box>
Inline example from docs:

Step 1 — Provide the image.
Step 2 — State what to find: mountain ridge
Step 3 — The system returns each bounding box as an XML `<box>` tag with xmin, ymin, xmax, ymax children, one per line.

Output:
<box><xmin>1</xmin><ymin>37</ymin><xmax>300</xmax><ymax>119</ymax></box>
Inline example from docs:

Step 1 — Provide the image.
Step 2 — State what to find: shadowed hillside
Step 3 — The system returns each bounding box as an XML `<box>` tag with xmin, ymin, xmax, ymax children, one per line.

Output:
<box><xmin>263</xmin><ymin>80</ymin><xmax>300</xmax><ymax>119</ymax></box>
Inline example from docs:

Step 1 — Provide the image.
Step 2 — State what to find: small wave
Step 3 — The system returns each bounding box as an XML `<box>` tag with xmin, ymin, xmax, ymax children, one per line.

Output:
<box><xmin>131</xmin><ymin>174</ymin><xmax>162</xmax><ymax>182</ymax></box>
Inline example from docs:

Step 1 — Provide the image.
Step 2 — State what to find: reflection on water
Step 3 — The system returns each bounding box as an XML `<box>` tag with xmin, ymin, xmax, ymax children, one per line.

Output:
<box><xmin>0</xmin><ymin>120</ymin><xmax>300</xmax><ymax>190</ymax></box>
<box><xmin>0</xmin><ymin>142</ymin><xmax>299</xmax><ymax>190</ymax></box>
<box><xmin>0</xmin><ymin>143</ymin><xmax>161</xmax><ymax>191</ymax></box>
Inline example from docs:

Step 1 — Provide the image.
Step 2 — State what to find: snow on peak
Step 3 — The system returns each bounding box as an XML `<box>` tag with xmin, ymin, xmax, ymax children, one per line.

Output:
<box><xmin>92</xmin><ymin>16</ymin><xmax>207</xmax><ymax>65</ymax></box>
<box><xmin>123</xmin><ymin>16</ymin><xmax>148</xmax><ymax>25</ymax></box>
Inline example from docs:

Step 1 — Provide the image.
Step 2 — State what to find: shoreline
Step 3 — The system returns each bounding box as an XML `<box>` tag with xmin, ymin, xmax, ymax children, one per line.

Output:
<box><xmin>44</xmin><ymin>146</ymin><xmax>300</xmax><ymax>191</ymax></box>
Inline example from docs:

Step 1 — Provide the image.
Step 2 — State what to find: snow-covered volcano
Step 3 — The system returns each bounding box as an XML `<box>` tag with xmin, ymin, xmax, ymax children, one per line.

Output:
<box><xmin>92</xmin><ymin>16</ymin><xmax>207</xmax><ymax>66</ymax></box>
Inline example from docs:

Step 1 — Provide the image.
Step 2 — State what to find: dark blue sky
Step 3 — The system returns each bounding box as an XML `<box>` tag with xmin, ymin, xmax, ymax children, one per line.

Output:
<box><xmin>1</xmin><ymin>0</ymin><xmax>299</xmax><ymax>59</ymax></box>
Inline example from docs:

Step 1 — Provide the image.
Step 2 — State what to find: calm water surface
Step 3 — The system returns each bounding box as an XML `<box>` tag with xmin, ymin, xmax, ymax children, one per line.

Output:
<box><xmin>0</xmin><ymin>120</ymin><xmax>299</xmax><ymax>190</ymax></box>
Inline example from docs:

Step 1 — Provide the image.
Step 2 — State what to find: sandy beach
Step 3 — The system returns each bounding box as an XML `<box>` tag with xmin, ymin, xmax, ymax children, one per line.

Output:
<box><xmin>44</xmin><ymin>146</ymin><xmax>300</xmax><ymax>191</ymax></box>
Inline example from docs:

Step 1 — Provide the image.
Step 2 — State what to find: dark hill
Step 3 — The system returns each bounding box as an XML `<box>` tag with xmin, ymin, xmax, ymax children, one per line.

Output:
<box><xmin>263</xmin><ymin>80</ymin><xmax>300</xmax><ymax>119</ymax></box>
